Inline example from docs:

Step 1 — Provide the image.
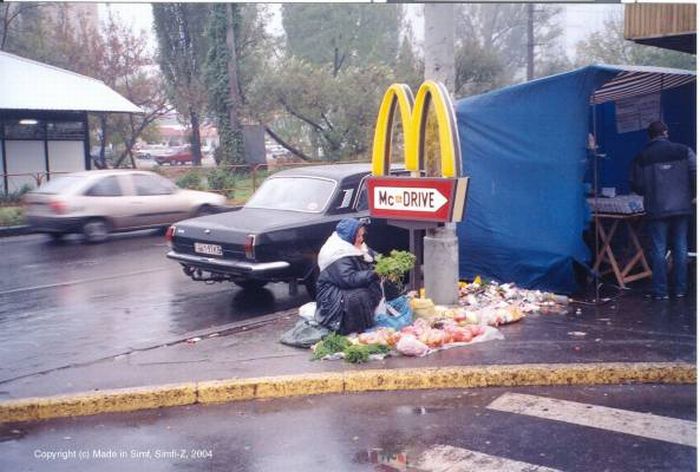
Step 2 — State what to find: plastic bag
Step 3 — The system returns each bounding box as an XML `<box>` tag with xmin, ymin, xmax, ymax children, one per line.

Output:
<box><xmin>411</xmin><ymin>297</ymin><xmax>437</xmax><ymax>319</ymax></box>
<box><xmin>298</xmin><ymin>301</ymin><xmax>317</xmax><ymax>321</ymax></box>
<box><xmin>280</xmin><ymin>319</ymin><xmax>330</xmax><ymax>348</ymax></box>
<box><xmin>396</xmin><ymin>334</ymin><xmax>430</xmax><ymax>357</ymax></box>
<box><xmin>374</xmin><ymin>295</ymin><xmax>413</xmax><ymax>330</ymax></box>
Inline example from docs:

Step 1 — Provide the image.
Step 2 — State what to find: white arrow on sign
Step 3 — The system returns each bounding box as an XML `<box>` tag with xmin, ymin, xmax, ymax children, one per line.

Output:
<box><xmin>373</xmin><ymin>186</ymin><xmax>449</xmax><ymax>213</ymax></box>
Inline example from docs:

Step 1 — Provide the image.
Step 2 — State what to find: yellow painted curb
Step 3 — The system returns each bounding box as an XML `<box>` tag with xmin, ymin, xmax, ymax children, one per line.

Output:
<box><xmin>198</xmin><ymin>373</ymin><xmax>346</xmax><ymax>403</ymax></box>
<box><xmin>0</xmin><ymin>362</ymin><xmax>694</xmax><ymax>423</ymax></box>
<box><xmin>0</xmin><ymin>383</ymin><xmax>197</xmax><ymax>423</ymax></box>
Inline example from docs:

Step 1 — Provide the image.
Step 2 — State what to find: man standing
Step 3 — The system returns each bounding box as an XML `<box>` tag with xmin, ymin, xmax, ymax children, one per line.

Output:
<box><xmin>631</xmin><ymin>121</ymin><xmax>696</xmax><ymax>300</ymax></box>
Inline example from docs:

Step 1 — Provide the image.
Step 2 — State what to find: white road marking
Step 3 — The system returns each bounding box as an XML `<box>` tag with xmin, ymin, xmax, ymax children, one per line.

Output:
<box><xmin>487</xmin><ymin>392</ymin><xmax>696</xmax><ymax>448</ymax></box>
<box><xmin>414</xmin><ymin>444</ymin><xmax>562</xmax><ymax>472</ymax></box>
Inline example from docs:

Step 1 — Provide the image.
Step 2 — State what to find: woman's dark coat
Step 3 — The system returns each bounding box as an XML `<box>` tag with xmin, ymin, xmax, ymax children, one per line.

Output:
<box><xmin>315</xmin><ymin>254</ymin><xmax>381</xmax><ymax>334</ymax></box>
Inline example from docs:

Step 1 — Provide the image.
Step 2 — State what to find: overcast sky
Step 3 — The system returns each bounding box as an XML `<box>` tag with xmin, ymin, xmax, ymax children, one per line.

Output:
<box><xmin>101</xmin><ymin>3</ymin><xmax>621</xmax><ymax>60</ymax></box>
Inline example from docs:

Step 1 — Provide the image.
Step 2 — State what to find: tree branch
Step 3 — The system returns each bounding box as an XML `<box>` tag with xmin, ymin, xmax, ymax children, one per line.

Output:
<box><xmin>278</xmin><ymin>97</ymin><xmax>325</xmax><ymax>133</ymax></box>
<box><xmin>264</xmin><ymin>126</ymin><xmax>310</xmax><ymax>162</ymax></box>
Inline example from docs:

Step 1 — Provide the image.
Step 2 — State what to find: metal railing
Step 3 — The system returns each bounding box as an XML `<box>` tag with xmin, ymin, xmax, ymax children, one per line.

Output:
<box><xmin>1</xmin><ymin>160</ymin><xmax>371</xmax><ymax>205</ymax></box>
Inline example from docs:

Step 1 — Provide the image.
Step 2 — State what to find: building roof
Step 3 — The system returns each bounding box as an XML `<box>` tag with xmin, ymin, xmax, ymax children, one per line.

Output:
<box><xmin>0</xmin><ymin>51</ymin><xmax>142</xmax><ymax>114</ymax></box>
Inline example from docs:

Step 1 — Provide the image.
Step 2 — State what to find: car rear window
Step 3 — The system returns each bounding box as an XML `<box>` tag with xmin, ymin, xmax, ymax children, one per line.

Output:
<box><xmin>245</xmin><ymin>177</ymin><xmax>335</xmax><ymax>213</ymax></box>
<box><xmin>34</xmin><ymin>175</ymin><xmax>84</xmax><ymax>194</ymax></box>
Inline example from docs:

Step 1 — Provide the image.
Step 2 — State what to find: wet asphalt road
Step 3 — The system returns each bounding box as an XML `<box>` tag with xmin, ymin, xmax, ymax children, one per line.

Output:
<box><xmin>0</xmin><ymin>232</ymin><xmax>309</xmax><ymax>387</ymax></box>
<box><xmin>0</xmin><ymin>384</ymin><xmax>695</xmax><ymax>471</ymax></box>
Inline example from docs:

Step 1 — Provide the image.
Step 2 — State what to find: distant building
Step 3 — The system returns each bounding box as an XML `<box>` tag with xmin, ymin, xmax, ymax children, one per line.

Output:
<box><xmin>624</xmin><ymin>3</ymin><xmax>696</xmax><ymax>54</ymax></box>
<box><xmin>152</xmin><ymin>111</ymin><xmax>220</xmax><ymax>149</ymax></box>
<box><xmin>0</xmin><ymin>51</ymin><xmax>141</xmax><ymax>194</ymax></box>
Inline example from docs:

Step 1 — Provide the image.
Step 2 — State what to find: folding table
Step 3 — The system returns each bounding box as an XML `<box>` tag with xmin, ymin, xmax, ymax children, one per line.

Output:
<box><xmin>592</xmin><ymin>212</ymin><xmax>652</xmax><ymax>288</ymax></box>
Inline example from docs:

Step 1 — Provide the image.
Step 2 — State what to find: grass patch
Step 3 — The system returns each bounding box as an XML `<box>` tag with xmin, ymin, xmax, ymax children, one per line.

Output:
<box><xmin>0</xmin><ymin>206</ymin><xmax>24</xmax><ymax>227</ymax></box>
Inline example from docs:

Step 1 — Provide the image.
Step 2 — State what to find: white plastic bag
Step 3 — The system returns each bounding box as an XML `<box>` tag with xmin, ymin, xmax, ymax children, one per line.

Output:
<box><xmin>396</xmin><ymin>334</ymin><xmax>430</xmax><ymax>357</ymax></box>
<box><xmin>298</xmin><ymin>302</ymin><xmax>317</xmax><ymax>321</ymax></box>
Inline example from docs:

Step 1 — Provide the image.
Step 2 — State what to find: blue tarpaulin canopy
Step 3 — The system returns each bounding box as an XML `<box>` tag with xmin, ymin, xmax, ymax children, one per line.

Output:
<box><xmin>455</xmin><ymin>64</ymin><xmax>696</xmax><ymax>293</ymax></box>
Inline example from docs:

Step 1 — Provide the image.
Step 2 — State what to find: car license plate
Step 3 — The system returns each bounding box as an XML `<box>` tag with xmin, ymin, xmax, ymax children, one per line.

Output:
<box><xmin>194</xmin><ymin>242</ymin><xmax>223</xmax><ymax>256</ymax></box>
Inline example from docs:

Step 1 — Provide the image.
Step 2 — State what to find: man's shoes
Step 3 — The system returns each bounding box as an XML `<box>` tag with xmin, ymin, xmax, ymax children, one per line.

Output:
<box><xmin>644</xmin><ymin>293</ymin><xmax>669</xmax><ymax>300</ymax></box>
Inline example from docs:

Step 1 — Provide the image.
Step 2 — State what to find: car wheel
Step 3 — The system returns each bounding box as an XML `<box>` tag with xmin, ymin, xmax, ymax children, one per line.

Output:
<box><xmin>48</xmin><ymin>232</ymin><xmax>65</xmax><ymax>242</ymax></box>
<box><xmin>169</xmin><ymin>159</ymin><xmax>177</xmax><ymax>166</ymax></box>
<box><xmin>82</xmin><ymin>218</ymin><xmax>110</xmax><ymax>243</ymax></box>
<box><xmin>303</xmin><ymin>266</ymin><xmax>319</xmax><ymax>300</ymax></box>
<box><xmin>234</xmin><ymin>280</ymin><xmax>269</xmax><ymax>290</ymax></box>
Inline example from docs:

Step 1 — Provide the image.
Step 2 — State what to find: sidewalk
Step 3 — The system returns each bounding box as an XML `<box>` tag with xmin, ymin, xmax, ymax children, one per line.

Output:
<box><xmin>0</xmin><ymin>289</ymin><xmax>695</xmax><ymax>422</ymax></box>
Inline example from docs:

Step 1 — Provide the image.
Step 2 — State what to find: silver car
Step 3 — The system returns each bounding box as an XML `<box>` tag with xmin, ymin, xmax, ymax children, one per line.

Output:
<box><xmin>24</xmin><ymin>170</ymin><xmax>227</xmax><ymax>242</ymax></box>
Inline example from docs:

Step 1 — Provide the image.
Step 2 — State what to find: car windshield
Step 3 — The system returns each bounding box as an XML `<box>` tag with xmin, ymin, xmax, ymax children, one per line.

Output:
<box><xmin>245</xmin><ymin>177</ymin><xmax>335</xmax><ymax>213</ymax></box>
<box><xmin>33</xmin><ymin>175</ymin><xmax>84</xmax><ymax>194</ymax></box>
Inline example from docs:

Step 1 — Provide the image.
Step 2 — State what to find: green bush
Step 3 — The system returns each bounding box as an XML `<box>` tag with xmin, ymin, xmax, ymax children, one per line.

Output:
<box><xmin>206</xmin><ymin>168</ymin><xmax>237</xmax><ymax>199</ymax></box>
<box><xmin>0</xmin><ymin>207</ymin><xmax>24</xmax><ymax>226</ymax></box>
<box><xmin>0</xmin><ymin>184</ymin><xmax>33</xmax><ymax>205</ymax></box>
<box><xmin>176</xmin><ymin>171</ymin><xmax>205</xmax><ymax>191</ymax></box>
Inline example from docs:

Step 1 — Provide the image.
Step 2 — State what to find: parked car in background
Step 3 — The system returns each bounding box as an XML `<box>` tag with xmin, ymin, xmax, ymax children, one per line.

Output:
<box><xmin>154</xmin><ymin>145</ymin><xmax>193</xmax><ymax>166</ymax></box>
<box><xmin>165</xmin><ymin>163</ymin><xmax>409</xmax><ymax>298</ymax></box>
<box><xmin>24</xmin><ymin>170</ymin><xmax>227</xmax><ymax>243</ymax></box>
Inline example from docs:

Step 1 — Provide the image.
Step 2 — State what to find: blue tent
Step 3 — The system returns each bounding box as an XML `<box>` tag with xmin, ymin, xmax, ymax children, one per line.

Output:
<box><xmin>455</xmin><ymin>65</ymin><xmax>696</xmax><ymax>293</ymax></box>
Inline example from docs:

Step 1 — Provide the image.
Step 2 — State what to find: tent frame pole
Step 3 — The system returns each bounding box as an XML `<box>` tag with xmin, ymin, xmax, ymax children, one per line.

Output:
<box><xmin>591</xmin><ymin>104</ymin><xmax>601</xmax><ymax>304</ymax></box>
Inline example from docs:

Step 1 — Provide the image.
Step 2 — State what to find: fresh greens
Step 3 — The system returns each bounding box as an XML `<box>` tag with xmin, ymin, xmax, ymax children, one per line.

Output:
<box><xmin>312</xmin><ymin>333</ymin><xmax>352</xmax><ymax>360</ymax></box>
<box><xmin>343</xmin><ymin>344</ymin><xmax>391</xmax><ymax>364</ymax></box>
<box><xmin>375</xmin><ymin>250</ymin><xmax>416</xmax><ymax>284</ymax></box>
<box><xmin>312</xmin><ymin>333</ymin><xmax>390</xmax><ymax>363</ymax></box>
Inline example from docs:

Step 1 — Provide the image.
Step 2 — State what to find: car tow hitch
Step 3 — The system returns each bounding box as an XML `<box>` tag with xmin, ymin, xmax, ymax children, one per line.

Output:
<box><xmin>182</xmin><ymin>265</ymin><xmax>228</xmax><ymax>284</ymax></box>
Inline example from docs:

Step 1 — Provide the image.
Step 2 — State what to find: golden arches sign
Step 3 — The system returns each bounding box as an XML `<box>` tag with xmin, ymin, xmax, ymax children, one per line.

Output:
<box><xmin>368</xmin><ymin>80</ymin><xmax>468</xmax><ymax>223</ymax></box>
<box><xmin>371</xmin><ymin>80</ymin><xmax>462</xmax><ymax>178</ymax></box>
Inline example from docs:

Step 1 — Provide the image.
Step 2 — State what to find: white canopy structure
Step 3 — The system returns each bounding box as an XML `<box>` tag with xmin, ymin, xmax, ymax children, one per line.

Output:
<box><xmin>0</xmin><ymin>51</ymin><xmax>141</xmax><ymax>113</ymax></box>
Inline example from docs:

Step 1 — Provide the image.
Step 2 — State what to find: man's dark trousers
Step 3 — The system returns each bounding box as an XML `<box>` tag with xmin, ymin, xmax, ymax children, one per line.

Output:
<box><xmin>647</xmin><ymin>215</ymin><xmax>689</xmax><ymax>297</ymax></box>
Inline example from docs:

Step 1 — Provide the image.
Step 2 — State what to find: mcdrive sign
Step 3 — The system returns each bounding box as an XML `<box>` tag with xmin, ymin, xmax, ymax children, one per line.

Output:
<box><xmin>368</xmin><ymin>81</ymin><xmax>469</xmax><ymax>223</ymax></box>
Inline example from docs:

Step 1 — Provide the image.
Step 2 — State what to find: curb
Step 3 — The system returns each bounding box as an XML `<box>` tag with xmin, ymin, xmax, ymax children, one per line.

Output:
<box><xmin>0</xmin><ymin>362</ymin><xmax>694</xmax><ymax>423</ymax></box>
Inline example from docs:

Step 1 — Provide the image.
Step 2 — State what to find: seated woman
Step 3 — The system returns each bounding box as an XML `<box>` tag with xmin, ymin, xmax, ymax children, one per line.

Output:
<box><xmin>315</xmin><ymin>218</ymin><xmax>382</xmax><ymax>335</ymax></box>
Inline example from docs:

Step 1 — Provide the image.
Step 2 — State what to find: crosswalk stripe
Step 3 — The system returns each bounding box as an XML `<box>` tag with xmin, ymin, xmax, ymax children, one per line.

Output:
<box><xmin>487</xmin><ymin>392</ymin><xmax>696</xmax><ymax>448</ymax></box>
<box><xmin>414</xmin><ymin>444</ymin><xmax>562</xmax><ymax>472</ymax></box>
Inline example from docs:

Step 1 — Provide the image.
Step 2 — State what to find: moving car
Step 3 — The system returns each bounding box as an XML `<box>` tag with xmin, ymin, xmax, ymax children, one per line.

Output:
<box><xmin>165</xmin><ymin>163</ymin><xmax>408</xmax><ymax>297</ymax></box>
<box><xmin>24</xmin><ymin>170</ymin><xmax>227</xmax><ymax>242</ymax></box>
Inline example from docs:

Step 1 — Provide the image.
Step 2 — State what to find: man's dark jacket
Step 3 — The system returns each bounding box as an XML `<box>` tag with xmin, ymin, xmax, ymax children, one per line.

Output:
<box><xmin>631</xmin><ymin>138</ymin><xmax>696</xmax><ymax>219</ymax></box>
<box><xmin>315</xmin><ymin>255</ymin><xmax>380</xmax><ymax>334</ymax></box>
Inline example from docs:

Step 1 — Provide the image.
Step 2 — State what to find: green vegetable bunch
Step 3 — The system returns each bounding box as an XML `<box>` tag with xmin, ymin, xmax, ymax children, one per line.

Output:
<box><xmin>375</xmin><ymin>250</ymin><xmax>416</xmax><ymax>284</ymax></box>
<box><xmin>343</xmin><ymin>344</ymin><xmax>390</xmax><ymax>364</ymax></box>
<box><xmin>312</xmin><ymin>334</ymin><xmax>390</xmax><ymax>363</ymax></box>
<box><xmin>312</xmin><ymin>333</ymin><xmax>351</xmax><ymax>360</ymax></box>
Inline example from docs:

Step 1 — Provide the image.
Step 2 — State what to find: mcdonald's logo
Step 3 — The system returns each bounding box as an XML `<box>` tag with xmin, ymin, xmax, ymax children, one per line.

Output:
<box><xmin>368</xmin><ymin>81</ymin><xmax>468</xmax><ymax>223</ymax></box>
<box><xmin>371</xmin><ymin>80</ymin><xmax>462</xmax><ymax>178</ymax></box>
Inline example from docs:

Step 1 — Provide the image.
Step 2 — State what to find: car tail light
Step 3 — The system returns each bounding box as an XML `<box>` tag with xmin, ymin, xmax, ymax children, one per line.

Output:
<box><xmin>244</xmin><ymin>234</ymin><xmax>256</xmax><ymax>260</ymax></box>
<box><xmin>49</xmin><ymin>199</ymin><xmax>68</xmax><ymax>215</ymax></box>
<box><xmin>165</xmin><ymin>225</ymin><xmax>176</xmax><ymax>247</ymax></box>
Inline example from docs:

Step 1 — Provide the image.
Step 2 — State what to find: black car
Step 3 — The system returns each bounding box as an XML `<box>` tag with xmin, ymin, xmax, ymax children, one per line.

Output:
<box><xmin>166</xmin><ymin>163</ymin><xmax>408</xmax><ymax>297</ymax></box>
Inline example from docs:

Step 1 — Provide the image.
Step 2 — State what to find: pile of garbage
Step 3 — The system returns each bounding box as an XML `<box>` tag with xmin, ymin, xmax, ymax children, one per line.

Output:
<box><xmin>309</xmin><ymin>277</ymin><xmax>570</xmax><ymax>363</ymax></box>
<box><xmin>412</xmin><ymin>277</ymin><xmax>570</xmax><ymax>328</ymax></box>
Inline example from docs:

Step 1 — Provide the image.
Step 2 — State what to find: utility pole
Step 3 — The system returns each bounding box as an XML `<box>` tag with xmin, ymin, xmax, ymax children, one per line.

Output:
<box><xmin>423</xmin><ymin>3</ymin><xmax>459</xmax><ymax>306</ymax></box>
<box><xmin>225</xmin><ymin>4</ymin><xmax>245</xmax><ymax>162</ymax></box>
<box><xmin>526</xmin><ymin>3</ymin><xmax>535</xmax><ymax>81</ymax></box>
